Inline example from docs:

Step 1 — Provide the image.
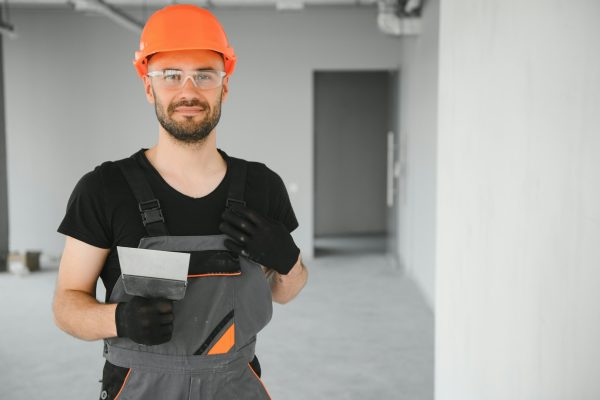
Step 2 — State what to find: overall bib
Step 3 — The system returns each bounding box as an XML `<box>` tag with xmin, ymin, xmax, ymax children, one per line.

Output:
<box><xmin>99</xmin><ymin>150</ymin><xmax>273</xmax><ymax>400</ymax></box>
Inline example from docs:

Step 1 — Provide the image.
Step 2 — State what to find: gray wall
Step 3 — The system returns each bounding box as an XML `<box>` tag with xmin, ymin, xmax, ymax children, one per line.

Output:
<box><xmin>436</xmin><ymin>0</ymin><xmax>600</xmax><ymax>397</ymax></box>
<box><xmin>3</xmin><ymin>7</ymin><xmax>403</xmax><ymax>260</ymax></box>
<box><xmin>314</xmin><ymin>71</ymin><xmax>389</xmax><ymax>237</ymax></box>
<box><xmin>398</xmin><ymin>0</ymin><xmax>439</xmax><ymax>309</ymax></box>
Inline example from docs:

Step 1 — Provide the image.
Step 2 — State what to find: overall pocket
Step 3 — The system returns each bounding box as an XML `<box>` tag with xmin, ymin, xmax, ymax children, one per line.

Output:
<box><xmin>235</xmin><ymin>362</ymin><xmax>273</xmax><ymax>400</ymax></box>
<box><xmin>186</xmin><ymin>249</ymin><xmax>241</xmax><ymax>356</ymax></box>
<box><xmin>100</xmin><ymin>363</ymin><xmax>190</xmax><ymax>400</ymax></box>
<box><xmin>98</xmin><ymin>361</ymin><xmax>131</xmax><ymax>400</ymax></box>
<box><xmin>208</xmin><ymin>361</ymin><xmax>271</xmax><ymax>400</ymax></box>
<box><xmin>131</xmin><ymin>235</ymin><xmax>245</xmax><ymax>355</ymax></box>
<box><xmin>167</xmin><ymin>249</ymin><xmax>242</xmax><ymax>355</ymax></box>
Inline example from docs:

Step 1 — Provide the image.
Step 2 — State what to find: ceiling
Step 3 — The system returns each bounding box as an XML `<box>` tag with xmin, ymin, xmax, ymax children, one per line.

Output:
<box><xmin>0</xmin><ymin>0</ymin><xmax>389</xmax><ymax>37</ymax></box>
<box><xmin>4</xmin><ymin>0</ymin><xmax>378</xmax><ymax>9</ymax></box>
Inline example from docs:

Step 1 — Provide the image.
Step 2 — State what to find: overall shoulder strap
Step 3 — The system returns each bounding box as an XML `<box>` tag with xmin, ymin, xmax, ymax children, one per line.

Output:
<box><xmin>115</xmin><ymin>156</ymin><xmax>169</xmax><ymax>237</ymax></box>
<box><xmin>223</xmin><ymin>152</ymin><xmax>248</xmax><ymax>209</ymax></box>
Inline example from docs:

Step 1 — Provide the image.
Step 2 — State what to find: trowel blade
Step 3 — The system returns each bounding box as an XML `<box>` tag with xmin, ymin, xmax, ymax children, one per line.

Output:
<box><xmin>116</xmin><ymin>246</ymin><xmax>190</xmax><ymax>300</ymax></box>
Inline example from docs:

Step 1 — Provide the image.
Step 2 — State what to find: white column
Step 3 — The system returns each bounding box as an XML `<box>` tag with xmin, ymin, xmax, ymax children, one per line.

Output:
<box><xmin>436</xmin><ymin>0</ymin><xmax>600</xmax><ymax>398</ymax></box>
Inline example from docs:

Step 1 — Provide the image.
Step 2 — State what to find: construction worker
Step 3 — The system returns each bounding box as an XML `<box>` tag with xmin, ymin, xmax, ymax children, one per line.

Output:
<box><xmin>52</xmin><ymin>4</ymin><xmax>308</xmax><ymax>399</ymax></box>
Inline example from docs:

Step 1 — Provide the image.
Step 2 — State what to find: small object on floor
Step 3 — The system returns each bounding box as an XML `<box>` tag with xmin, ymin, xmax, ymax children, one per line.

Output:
<box><xmin>7</xmin><ymin>250</ymin><xmax>42</xmax><ymax>273</ymax></box>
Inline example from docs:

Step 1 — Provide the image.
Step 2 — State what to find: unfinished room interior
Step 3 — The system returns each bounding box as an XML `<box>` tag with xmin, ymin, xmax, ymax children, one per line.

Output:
<box><xmin>0</xmin><ymin>0</ymin><xmax>598</xmax><ymax>399</ymax></box>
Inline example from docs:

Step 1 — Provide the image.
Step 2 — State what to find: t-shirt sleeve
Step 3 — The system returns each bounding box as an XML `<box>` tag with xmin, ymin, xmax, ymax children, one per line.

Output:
<box><xmin>267</xmin><ymin>168</ymin><xmax>299</xmax><ymax>233</ymax></box>
<box><xmin>57</xmin><ymin>167</ymin><xmax>112</xmax><ymax>249</ymax></box>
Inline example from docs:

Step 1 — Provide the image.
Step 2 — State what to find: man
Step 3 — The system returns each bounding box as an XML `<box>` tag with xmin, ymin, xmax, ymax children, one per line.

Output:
<box><xmin>52</xmin><ymin>5</ymin><xmax>308</xmax><ymax>400</ymax></box>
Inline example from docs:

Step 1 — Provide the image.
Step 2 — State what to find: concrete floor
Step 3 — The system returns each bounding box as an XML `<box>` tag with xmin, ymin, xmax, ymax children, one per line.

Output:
<box><xmin>0</xmin><ymin>236</ymin><xmax>433</xmax><ymax>399</ymax></box>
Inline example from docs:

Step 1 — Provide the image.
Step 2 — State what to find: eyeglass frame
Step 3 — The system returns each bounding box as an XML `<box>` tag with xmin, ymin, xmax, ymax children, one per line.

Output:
<box><xmin>146</xmin><ymin>69</ymin><xmax>228</xmax><ymax>90</ymax></box>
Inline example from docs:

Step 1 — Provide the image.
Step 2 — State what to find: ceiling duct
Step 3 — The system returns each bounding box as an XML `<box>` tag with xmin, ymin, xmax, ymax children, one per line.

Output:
<box><xmin>70</xmin><ymin>0</ymin><xmax>143</xmax><ymax>33</ymax></box>
<box><xmin>0</xmin><ymin>19</ymin><xmax>15</xmax><ymax>38</ymax></box>
<box><xmin>0</xmin><ymin>1</ymin><xmax>16</xmax><ymax>39</ymax></box>
<box><xmin>377</xmin><ymin>0</ymin><xmax>422</xmax><ymax>36</ymax></box>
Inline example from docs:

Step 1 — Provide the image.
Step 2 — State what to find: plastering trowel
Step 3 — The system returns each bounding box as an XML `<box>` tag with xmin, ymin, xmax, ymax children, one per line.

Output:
<box><xmin>116</xmin><ymin>246</ymin><xmax>190</xmax><ymax>301</ymax></box>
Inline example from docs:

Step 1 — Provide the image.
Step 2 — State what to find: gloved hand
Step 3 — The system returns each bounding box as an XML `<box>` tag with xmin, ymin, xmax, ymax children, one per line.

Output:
<box><xmin>219</xmin><ymin>204</ymin><xmax>300</xmax><ymax>275</ymax></box>
<box><xmin>115</xmin><ymin>296</ymin><xmax>174</xmax><ymax>346</ymax></box>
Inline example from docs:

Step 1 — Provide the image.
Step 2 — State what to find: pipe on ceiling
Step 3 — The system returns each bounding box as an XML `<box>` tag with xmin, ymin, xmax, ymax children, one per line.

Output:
<box><xmin>377</xmin><ymin>0</ymin><xmax>421</xmax><ymax>36</ymax></box>
<box><xmin>70</xmin><ymin>0</ymin><xmax>142</xmax><ymax>33</ymax></box>
<box><xmin>0</xmin><ymin>19</ymin><xmax>15</xmax><ymax>38</ymax></box>
<box><xmin>0</xmin><ymin>0</ymin><xmax>16</xmax><ymax>38</ymax></box>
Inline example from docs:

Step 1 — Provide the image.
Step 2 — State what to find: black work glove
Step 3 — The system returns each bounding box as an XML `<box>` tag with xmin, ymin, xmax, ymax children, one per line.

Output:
<box><xmin>115</xmin><ymin>296</ymin><xmax>174</xmax><ymax>346</ymax></box>
<box><xmin>219</xmin><ymin>203</ymin><xmax>300</xmax><ymax>275</ymax></box>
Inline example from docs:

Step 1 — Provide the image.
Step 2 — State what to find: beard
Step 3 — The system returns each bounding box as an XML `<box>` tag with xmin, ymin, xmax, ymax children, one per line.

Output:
<box><xmin>153</xmin><ymin>88</ymin><xmax>223</xmax><ymax>146</ymax></box>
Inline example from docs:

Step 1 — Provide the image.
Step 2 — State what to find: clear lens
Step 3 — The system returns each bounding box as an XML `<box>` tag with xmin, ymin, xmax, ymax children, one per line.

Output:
<box><xmin>148</xmin><ymin>69</ymin><xmax>225</xmax><ymax>90</ymax></box>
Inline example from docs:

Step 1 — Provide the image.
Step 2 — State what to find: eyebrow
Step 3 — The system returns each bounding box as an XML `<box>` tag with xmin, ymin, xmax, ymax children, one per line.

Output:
<box><xmin>161</xmin><ymin>67</ymin><xmax>218</xmax><ymax>71</ymax></box>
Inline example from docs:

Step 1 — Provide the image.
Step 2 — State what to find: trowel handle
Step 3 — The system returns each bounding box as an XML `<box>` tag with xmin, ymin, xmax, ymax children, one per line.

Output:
<box><xmin>115</xmin><ymin>296</ymin><xmax>174</xmax><ymax>346</ymax></box>
<box><xmin>122</xmin><ymin>274</ymin><xmax>188</xmax><ymax>301</ymax></box>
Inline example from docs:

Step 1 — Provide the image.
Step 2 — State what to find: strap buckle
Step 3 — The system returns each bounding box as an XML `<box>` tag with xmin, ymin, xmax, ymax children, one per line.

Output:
<box><xmin>226</xmin><ymin>198</ymin><xmax>246</xmax><ymax>209</ymax></box>
<box><xmin>138</xmin><ymin>199</ymin><xmax>165</xmax><ymax>226</ymax></box>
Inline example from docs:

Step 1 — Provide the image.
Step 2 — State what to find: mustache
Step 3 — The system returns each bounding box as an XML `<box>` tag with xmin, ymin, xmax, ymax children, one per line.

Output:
<box><xmin>168</xmin><ymin>100</ymin><xmax>209</xmax><ymax>113</ymax></box>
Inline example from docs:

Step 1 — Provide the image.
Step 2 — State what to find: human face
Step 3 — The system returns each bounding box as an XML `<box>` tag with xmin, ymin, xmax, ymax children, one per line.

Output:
<box><xmin>144</xmin><ymin>49</ymin><xmax>229</xmax><ymax>145</ymax></box>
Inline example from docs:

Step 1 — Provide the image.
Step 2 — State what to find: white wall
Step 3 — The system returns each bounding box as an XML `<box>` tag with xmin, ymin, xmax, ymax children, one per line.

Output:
<box><xmin>398</xmin><ymin>0</ymin><xmax>439</xmax><ymax>310</ymax></box>
<box><xmin>3</xmin><ymin>7</ymin><xmax>402</xmax><ymax>259</ymax></box>
<box><xmin>436</xmin><ymin>0</ymin><xmax>600</xmax><ymax>398</ymax></box>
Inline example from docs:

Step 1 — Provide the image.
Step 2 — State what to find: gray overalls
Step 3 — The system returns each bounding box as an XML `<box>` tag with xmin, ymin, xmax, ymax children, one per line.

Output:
<box><xmin>99</xmin><ymin>149</ymin><xmax>273</xmax><ymax>400</ymax></box>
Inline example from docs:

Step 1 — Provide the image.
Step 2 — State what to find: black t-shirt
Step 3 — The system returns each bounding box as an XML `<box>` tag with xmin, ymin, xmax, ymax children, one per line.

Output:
<box><xmin>57</xmin><ymin>148</ymin><xmax>299</xmax><ymax>301</ymax></box>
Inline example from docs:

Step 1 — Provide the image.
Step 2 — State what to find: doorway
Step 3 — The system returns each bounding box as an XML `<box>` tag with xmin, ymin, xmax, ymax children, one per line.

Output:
<box><xmin>313</xmin><ymin>70</ymin><xmax>399</xmax><ymax>260</ymax></box>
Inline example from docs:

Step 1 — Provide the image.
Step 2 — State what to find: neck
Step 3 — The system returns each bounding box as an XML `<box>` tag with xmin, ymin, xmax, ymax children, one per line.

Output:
<box><xmin>145</xmin><ymin>128</ymin><xmax>225</xmax><ymax>180</ymax></box>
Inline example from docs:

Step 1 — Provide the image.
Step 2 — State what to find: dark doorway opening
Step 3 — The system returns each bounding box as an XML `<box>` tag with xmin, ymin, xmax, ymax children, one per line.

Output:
<box><xmin>313</xmin><ymin>70</ymin><xmax>399</xmax><ymax>260</ymax></box>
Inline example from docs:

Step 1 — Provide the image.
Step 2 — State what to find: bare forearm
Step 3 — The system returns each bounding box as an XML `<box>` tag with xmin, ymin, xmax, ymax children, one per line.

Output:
<box><xmin>53</xmin><ymin>290</ymin><xmax>118</xmax><ymax>341</ymax></box>
<box><xmin>268</xmin><ymin>254</ymin><xmax>308</xmax><ymax>304</ymax></box>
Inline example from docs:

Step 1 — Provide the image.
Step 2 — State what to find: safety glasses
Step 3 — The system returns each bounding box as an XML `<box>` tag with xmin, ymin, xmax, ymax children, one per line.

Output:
<box><xmin>147</xmin><ymin>69</ymin><xmax>227</xmax><ymax>90</ymax></box>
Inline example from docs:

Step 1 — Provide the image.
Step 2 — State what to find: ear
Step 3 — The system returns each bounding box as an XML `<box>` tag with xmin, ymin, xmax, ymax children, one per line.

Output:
<box><xmin>144</xmin><ymin>76</ymin><xmax>155</xmax><ymax>105</ymax></box>
<box><xmin>221</xmin><ymin>76</ymin><xmax>230</xmax><ymax>103</ymax></box>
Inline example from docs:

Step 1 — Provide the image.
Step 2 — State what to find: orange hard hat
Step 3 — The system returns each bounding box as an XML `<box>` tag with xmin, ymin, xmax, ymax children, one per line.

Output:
<box><xmin>133</xmin><ymin>4</ymin><xmax>237</xmax><ymax>79</ymax></box>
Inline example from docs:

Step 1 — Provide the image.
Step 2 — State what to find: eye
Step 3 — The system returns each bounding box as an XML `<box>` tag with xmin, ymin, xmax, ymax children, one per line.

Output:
<box><xmin>163</xmin><ymin>70</ymin><xmax>182</xmax><ymax>81</ymax></box>
<box><xmin>195</xmin><ymin>71</ymin><xmax>217</xmax><ymax>82</ymax></box>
